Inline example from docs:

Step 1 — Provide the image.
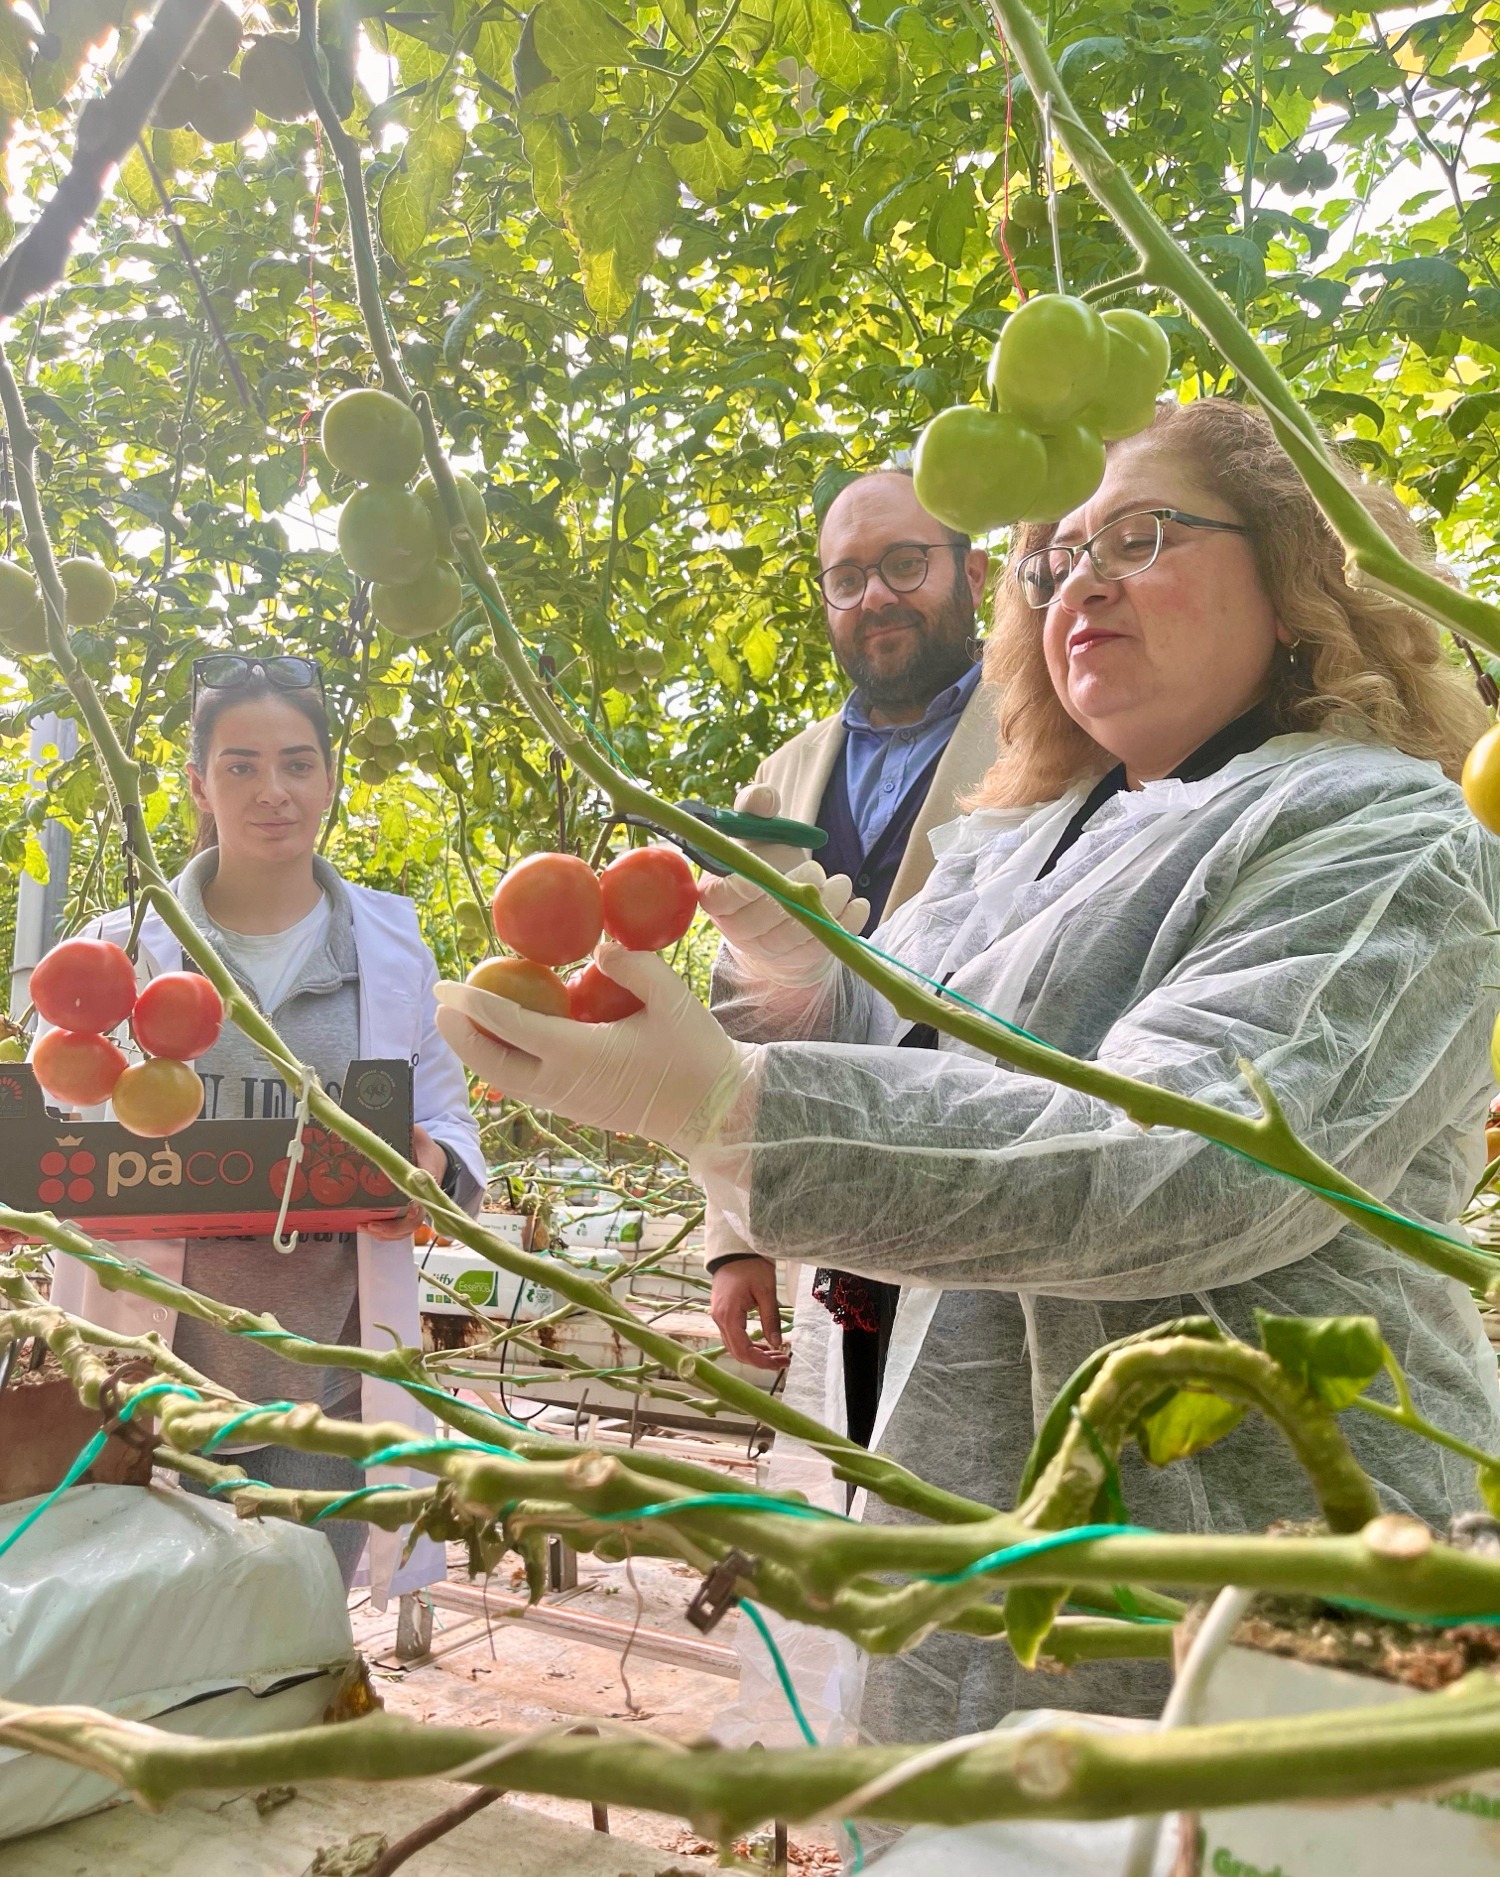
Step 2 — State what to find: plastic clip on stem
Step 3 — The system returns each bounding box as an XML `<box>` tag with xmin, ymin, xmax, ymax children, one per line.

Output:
<box><xmin>272</xmin><ymin>1067</ymin><xmax>315</xmax><ymax>1255</ymax></box>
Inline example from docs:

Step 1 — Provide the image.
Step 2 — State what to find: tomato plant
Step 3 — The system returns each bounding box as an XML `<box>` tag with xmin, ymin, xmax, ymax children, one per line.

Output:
<box><xmin>490</xmin><ymin>855</ymin><xmax>604</xmax><ymax>969</ymax></box>
<box><xmin>599</xmin><ymin>846</ymin><xmax>698</xmax><ymax>952</ymax></box>
<box><xmin>32</xmin><ymin>1029</ymin><xmax>129</xmax><ymax>1108</ymax></box>
<box><xmin>110</xmin><ymin>1056</ymin><xmax>206</xmax><ymax>1138</ymax></box>
<box><xmin>131</xmin><ymin>973</ymin><xmax>225</xmax><ymax>1060</ymax></box>
<box><xmin>29</xmin><ymin>939</ymin><xmax>137</xmax><ymax>1034</ymax></box>
<box><xmin>567</xmin><ymin>962</ymin><xmax>645</xmax><ymax>1024</ymax></box>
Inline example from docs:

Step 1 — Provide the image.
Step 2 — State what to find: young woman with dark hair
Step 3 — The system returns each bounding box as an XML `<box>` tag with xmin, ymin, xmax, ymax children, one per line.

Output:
<box><xmin>46</xmin><ymin>655</ymin><xmax>485</xmax><ymax>1597</ymax></box>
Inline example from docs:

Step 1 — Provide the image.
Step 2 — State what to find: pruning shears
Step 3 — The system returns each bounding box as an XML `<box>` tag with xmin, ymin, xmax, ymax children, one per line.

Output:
<box><xmin>623</xmin><ymin>799</ymin><xmax>828</xmax><ymax>877</ymax></box>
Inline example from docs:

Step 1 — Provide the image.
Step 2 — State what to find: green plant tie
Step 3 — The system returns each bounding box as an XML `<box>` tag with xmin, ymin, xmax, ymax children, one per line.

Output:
<box><xmin>312</xmin><ymin>1483</ymin><xmax>412</xmax><ymax>1524</ymax></box>
<box><xmin>741</xmin><ymin>1600</ymin><xmax>864</xmax><ymax>1870</ymax></box>
<box><xmin>0</xmin><ymin>1380</ymin><xmax>203</xmax><ymax>1564</ymax></box>
<box><xmin>199</xmin><ymin>1401</ymin><xmax>296</xmax><ymax>1455</ymax></box>
<box><xmin>360</xmin><ymin>1435</ymin><xmax>524</xmax><ymax>1468</ymax></box>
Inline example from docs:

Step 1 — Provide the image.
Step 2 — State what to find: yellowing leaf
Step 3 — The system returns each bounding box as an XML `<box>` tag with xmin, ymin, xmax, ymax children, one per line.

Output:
<box><xmin>116</xmin><ymin>148</ymin><xmax>159</xmax><ymax>219</ymax></box>
<box><xmin>0</xmin><ymin>7</ymin><xmax>29</xmax><ymax>117</ymax></box>
<box><xmin>563</xmin><ymin>143</ymin><xmax>677</xmax><ymax>322</ymax></box>
<box><xmin>741</xmin><ymin>620</ymin><xmax>780</xmax><ymax>682</ymax></box>
<box><xmin>705</xmin><ymin>634</ymin><xmax>742</xmax><ymax>693</ymax></box>
<box><xmin>380</xmin><ymin>110</ymin><xmax>466</xmax><ymax>268</ymax></box>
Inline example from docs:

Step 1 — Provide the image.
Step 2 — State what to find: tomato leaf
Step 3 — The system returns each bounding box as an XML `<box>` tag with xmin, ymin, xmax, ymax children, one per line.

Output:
<box><xmin>380</xmin><ymin>109</ymin><xmax>466</xmax><ymax>267</ymax></box>
<box><xmin>1134</xmin><ymin>1386</ymin><xmax>1246</xmax><ymax>1467</ymax></box>
<box><xmin>563</xmin><ymin>142</ymin><xmax>678</xmax><ymax>322</ymax></box>
<box><xmin>1255</xmin><ymin>1311</ymin><xmax>1385</xmax><ymax>1410</ymax></box>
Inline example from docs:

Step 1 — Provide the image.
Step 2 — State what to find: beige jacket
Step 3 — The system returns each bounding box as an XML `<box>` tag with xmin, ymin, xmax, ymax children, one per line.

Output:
<box><xmin>753</xmin><ymin>680</ymin><xmax>1001</xmax><ymax>917</ymax></box>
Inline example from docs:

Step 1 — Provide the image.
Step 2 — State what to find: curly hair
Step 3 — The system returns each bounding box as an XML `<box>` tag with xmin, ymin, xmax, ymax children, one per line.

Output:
<box><xmin>970</xmin><ymin>398</ymin><xmax>1488</xmax><ymax>809</ymax></box>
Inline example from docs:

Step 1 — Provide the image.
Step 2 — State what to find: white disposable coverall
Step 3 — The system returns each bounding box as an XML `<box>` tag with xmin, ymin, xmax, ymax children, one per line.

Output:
<box><xmin>701</xmin><ymin>732</ymin><xmax>1500</xmax><ymax>1749</ymax></box>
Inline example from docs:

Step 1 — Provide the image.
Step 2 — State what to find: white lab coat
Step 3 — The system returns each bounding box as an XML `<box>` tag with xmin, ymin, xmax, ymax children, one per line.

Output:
<box><xmin>46</xmin><ymin>876</ymin><xmax>486</xmax><ymax>1603</ymax></box>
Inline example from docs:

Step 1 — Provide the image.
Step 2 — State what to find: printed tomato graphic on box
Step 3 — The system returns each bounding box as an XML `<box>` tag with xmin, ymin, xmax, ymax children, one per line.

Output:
<box><xmin>0</xmin><ymin>1060</ymin><xmax>412</xmax><ymax>1239</ymax></box>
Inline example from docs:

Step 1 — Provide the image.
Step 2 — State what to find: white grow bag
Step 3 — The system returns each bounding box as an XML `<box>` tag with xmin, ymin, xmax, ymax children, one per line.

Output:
<box><xmin>0</xmin><ymin>1483</ymin><xmax>356</xmax><ymax>1842</ymax></box>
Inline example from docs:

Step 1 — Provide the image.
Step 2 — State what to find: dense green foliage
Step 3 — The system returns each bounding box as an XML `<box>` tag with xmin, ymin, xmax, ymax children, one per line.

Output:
<box><xmin>1</xmin><ymin>0</ymin><xmax>1498</xmax><ymax>973</ymax></box>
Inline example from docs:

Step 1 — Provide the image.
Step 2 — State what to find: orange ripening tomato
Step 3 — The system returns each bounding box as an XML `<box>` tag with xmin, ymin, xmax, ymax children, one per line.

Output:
<box><xmin>599</xmin><ymin>845</ymin><xmax>698</xmax><ymax>951</ymax></box>
<box><xmin>467</xmin><ymin>956</ymin><xmax>572</xmax><ymax>1019</ymax></box>
<box><xmin>111</xmin><ymin>1057</ymin><xmax>205</xmax><ymax>1138</ymax></box>
<box><xmin>32</xmin><ymin>1029</ymin><xmax>130</xmax><ymax>1108</ymax></box>
<box><xmin>30</xmin><ymin>937</ymin><xmax>138</xmax><ymax>1033</ymax></box>
<box><xmin>490</xmin><ymin>853</ymin><xmax>604</xmax><ymax>967</ymax></box>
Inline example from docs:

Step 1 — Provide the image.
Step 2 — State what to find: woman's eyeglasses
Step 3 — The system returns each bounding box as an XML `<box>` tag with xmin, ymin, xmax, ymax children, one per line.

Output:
<box><xmin>190</xmin><ymin>655</ymin><xmax>324</xmax><ymax>711</ymax></box>
<box><xmin>815</xmin><ymin>541</ymin><xmax>968</xmax><ymax>611</ymax></box>
<box><xmin>1015</xmin><ymin>509</ymin><xmax>1250</xmax><ymax>611</ymax></box>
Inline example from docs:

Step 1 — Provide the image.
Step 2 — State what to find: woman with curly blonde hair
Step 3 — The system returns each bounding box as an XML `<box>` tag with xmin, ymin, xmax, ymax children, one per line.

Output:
<box><xmin>434</xmin><ymin>397</ymin><xmax>1500</xmax><ymax>1776</ymax></box>
<box><xmin>977</xmin><ymin>397</ymin><xmax>1485</xmax><ymax>810</ymax></box>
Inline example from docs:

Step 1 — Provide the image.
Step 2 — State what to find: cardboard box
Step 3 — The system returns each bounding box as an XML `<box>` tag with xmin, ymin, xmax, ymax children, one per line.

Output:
<box><xmin>0</xmin><ymin>1059</ymin><xmax>412</xmax><ymax>1239</ymax></box>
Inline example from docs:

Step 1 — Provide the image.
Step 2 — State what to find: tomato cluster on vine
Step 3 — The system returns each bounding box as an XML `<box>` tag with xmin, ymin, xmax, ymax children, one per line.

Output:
<box><xmin>468</xmin><ymin>845</ymin><xmax>699</xmax><ymax>1028</ymax></box>
<box><xmin>912</xmin><ymin>294</ymin><xmax>1171</xmax><ymax>536</ymax></box>
<box><xmin>28</xmin><ymin>939</ymin><xmax>223</xmax><ymax>1138</ymax></box>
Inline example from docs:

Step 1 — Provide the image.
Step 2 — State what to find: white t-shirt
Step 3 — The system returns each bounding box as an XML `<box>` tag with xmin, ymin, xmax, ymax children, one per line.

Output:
<box><xmin>208</xmin><ymin>893</ymin><xmax>332</xmax><ymax>1013</ymax></box>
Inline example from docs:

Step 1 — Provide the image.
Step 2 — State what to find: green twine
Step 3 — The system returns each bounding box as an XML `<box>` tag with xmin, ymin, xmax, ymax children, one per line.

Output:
<box><xmin>590</xmin><ymin>1491</ymin><xmax>854</xmax><ymax>1527</ymax></box>
<box><xmin>200</xmin><ymin>1401</ymin><xmax>295</xmax><ymax>1455</ymax></box>
<box><xmin>313</xmin><ymin>1483</ymin><xmax>412</xmax><ymax>1525</ymax></box>
<box><xmin>0</xmin><ymin>1381</ymin><xmax>203</xmax><ymax>1564</ymax></box>
<box><xmin>360</xmin><ymin>1435</ymin><xmax>523</xmax><ymax>1469</ymax></box>
<box><xmin>740</xmin><ymin>1600</ymin><xmax>864</xmax><ymax>1870</ymax></box>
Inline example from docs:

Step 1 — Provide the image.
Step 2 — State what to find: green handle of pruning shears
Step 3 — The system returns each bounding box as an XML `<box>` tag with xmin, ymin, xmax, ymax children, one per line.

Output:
<box><xmin>677</xmin><ymin>799</ymin><xmax>828</xmax><ymax>852</ymax></box>
<box><xmin>619</xmin><ymin>801</ymin><xmax>828</xmax><ymax>877</ymax></box>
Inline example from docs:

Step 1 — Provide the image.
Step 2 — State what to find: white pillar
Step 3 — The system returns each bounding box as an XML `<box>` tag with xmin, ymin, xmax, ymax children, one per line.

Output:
<box><xmin>9</xmin><ymin>712</ymin><xmax>78</xmax><ymax>1022</ymax></box>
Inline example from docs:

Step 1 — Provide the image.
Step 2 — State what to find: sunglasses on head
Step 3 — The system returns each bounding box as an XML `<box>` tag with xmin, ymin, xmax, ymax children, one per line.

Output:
<box><xmin>190</xmin><ymin>655</ymin><xmax>324</xmax><ymax>712</ymax></box>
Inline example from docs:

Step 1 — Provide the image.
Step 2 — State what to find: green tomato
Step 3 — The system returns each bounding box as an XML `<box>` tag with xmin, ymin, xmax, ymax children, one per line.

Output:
<box><xmin>371</xmin><ymin>561</ymin><xmax>464</xmax><ymax>639</ymax></box>
<box><xmin>988</xmin><ymin>294</ymin><xmax>1110</xmax><ymax>427</ymax></box>
<box><xmin>912</xmin><ymin>406</ymin><xmax>1048</xmax><ymax>536</ymax></box>
<box><xmin>1076</xmin><ymin>309</ymin><xmax>1170</xmax><ymax>440</ymax></box>
<box><xmin>337</xmin><ymin>485</ymin><xmax>436</xmax><ymax>585</ymax></box>
<box><xmin>1021</xmin><ymin>423</ymin><xmax>1107</xmax><ymax>525</ymax></box>
<box><xmin>416</xmin><ymin>473</ymin><xmax>490</xmax><ymax>553</ymax></box>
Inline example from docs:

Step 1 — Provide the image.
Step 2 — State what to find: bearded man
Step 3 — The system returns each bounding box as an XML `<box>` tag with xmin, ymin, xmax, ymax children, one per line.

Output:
<box><xmin>708</xmin><ymin>467</ymin><xmax>1000</xmax><ymax>1447</ymax></box>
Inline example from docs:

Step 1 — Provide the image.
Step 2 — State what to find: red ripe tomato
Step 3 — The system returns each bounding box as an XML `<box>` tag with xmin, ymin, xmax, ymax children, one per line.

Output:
<box><xmin>111</xmin><ymin>1056</ymin><xmax>204</xmax><ymax>1138</ymax></box>
<box><xmin>599</xmin><ymin>846</ymin><xmax>697</xmax><ymax>952</ymax></box>
<box><xmin>467</xmin><ymin>955</ymin><xmax>572</xmax><ymax>1018</ymax></box>
<box><xmin>490</xmin><ymin>853</ymin><xmax>604</xmax><ymax>967</ymax></box>
<box><xmin>566</xmin><ymin>961</ymin><xmax>645</xmax><ymax>1024</ymax></box>
<box><xmin>359</xmin><ymin>1162</ymin><xmax>395</xmax><ymax>1197</ymax></box>
<box><xmin>30</xmin><ymin>938</ymin><xmax>137</xmax><ymax>1033</ymax></box>
<box><xmin>131</xmin><ymin>972</ymin><xmax>225</xmax><ymax>1060</ymax></box>
<box><xmin>33</xmin><ymin>1029</ymin><xmax>130</xmax><ymax>1108</ymax></box>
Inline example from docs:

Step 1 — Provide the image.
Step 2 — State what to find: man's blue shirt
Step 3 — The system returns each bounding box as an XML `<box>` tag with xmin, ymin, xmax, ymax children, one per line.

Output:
<box><xmin>839</xmin><ymin>661</ymin><xmax>981</xmax><ymax>855</ymax></box>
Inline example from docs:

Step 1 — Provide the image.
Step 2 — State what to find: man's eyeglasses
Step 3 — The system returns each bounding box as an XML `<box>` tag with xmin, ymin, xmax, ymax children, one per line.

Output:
<box><xmin>815</xmin><ymin>541</ymin><xmax>968</xmax><ymax>611</ymax></box>
<box><xmin>190</xmin><ymin>654</ymin><xmax>324</xmax><ymax>712</ymax></box>
<box><xmin>1015</xmin><ymin>509</ymin><xmax>1251</xmax><ymax>611</ymax></box>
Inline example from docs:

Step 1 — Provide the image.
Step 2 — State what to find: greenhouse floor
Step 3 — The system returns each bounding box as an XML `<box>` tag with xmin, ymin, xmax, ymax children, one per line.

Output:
<box><xmin>352</xmin><ymin>1388</ymin><xmax>846</xmax><ymax>1876</ymax></box>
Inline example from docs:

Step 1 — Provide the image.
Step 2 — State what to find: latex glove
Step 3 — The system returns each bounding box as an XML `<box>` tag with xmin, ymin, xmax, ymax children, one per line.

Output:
<box><xmin>433</xmin><ymin>945</ymin><xmax>745</xmax><ymax>1156</ymax></box>
<box><xmin>724</xmin><ymin>781</ymin><xmax>819</xmax><ymax>873</ymax></box>
<box><xmin>700</xmin><ymin>785</ymin><xmax>869</xmax><ymax>988</ymax></box>
<box><xmin>700</xmin><ymin>859</ymin><xmax>869</xmax><ymax>987</ymax></box>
